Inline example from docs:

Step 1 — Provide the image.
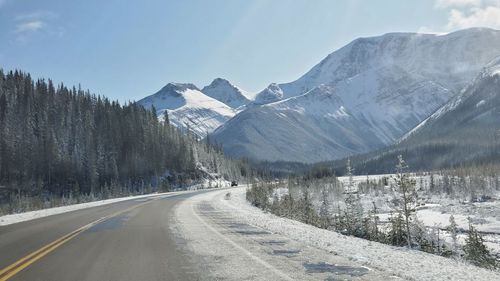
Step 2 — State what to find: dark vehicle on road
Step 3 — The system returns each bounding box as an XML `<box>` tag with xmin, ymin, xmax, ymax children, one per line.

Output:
<box><xmin>231</xmin><ymin>181</ymin><xmax>238</xmax><ymax>187</ymax></box>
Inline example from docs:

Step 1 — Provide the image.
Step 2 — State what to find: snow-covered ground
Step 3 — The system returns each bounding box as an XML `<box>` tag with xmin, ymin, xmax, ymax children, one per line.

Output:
<box><xmin>174</xmin><ymin>186</ymin><xmax>500</xmax><ymax>280</ymax></box>
<box><xmin>337</xmin><ymin>174</ymin><xmax>500</xmax><ymax>255</ymax></box>
<box><xmin>414</xmin><ymin>200</ymin><xmax>500</xmax><ymax>254</ymax></box>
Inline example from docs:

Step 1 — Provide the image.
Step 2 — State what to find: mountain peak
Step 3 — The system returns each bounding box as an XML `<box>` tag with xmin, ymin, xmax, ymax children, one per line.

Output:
<box><xmin>160</xmin><ymin>83</ymin><xmax>199</xmax><ymax>93</ymax></box>
<box><xmin>254</xmin><ymin>83</ymin><xmax>284</xmax><ymax>105</ymax></box>
<box><xmin>210</xmin><ymin>77</ymin><xmax>233</xmax><ymax>86</ymax></box>
<box><xmin>201</xmin><ymin>78</ymin><xmax>251</xmax><ymax>109</ymax></box>
<box><xmin>139</xmin><ymin>83</ymin><xmax>200</xmax><ymax>111</ymax></box>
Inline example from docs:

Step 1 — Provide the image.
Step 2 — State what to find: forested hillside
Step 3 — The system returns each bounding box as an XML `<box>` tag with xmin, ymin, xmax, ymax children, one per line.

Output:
<box><xmin>327</xmin><ymin>61</ymin><xmax>500</xmax><ymax>175</ymax></box>
<box><xmin>0</xmin><ymin>70</ymin><xmax>250</xmax><ymax>214</ymax></box>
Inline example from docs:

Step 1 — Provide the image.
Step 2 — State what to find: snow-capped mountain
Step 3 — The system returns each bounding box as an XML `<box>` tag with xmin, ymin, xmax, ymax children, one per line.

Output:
<box><xmin>201</xmin><ymin>78</ymin><xmax>254</xmax><ymax>109</ymax></box>
<box><xmin>138</xmin><ymin>83</ymin><xmax>236</xmax><ymax>138</ymax></box>
<box><xmin>257</xmin><ymin>28</ymin><xmax>500</xmax><ymax>102</ymax></box>
<box><xmin>213</xmin><ymin>28</ymin><xmax>500</xmax><ymax>163</ymax></box>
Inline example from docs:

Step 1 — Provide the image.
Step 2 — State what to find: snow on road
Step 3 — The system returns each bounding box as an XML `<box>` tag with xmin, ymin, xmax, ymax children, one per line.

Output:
<box><xmin>174</xmin><ymin>186</ymin><xmax>500</xmax><ymax>281</ymax></box>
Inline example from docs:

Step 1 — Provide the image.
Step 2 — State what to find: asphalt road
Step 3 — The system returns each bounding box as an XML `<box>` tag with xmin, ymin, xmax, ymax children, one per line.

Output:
<box><xmin>0</xmin><ymin>192</ymin><xmax>204</xmax><ymax>281</ymax></box>
<box><xmin>3</xmin><ymin>187</ymin><xmax>498</xmax><ymax>281</ymax></box>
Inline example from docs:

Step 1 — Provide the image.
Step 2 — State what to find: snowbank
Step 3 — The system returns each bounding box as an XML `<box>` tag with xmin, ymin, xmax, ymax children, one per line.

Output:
<box><xmin>0</xmin><ymin>190</ymin><xmax>191</xmax><ymax>226</ymax></box>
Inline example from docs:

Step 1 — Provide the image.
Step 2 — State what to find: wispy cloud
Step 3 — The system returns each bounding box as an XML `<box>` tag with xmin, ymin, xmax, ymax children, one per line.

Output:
<box><xmin>12</xmin><ymin>10</ymin><xmax>58</xmax><ymax>42</ymax></box>
<box><xmin>432</xmin><ymin>0</ymin><xmax>500</xmax><ymax>31</ymax></box>
<box><xmin>447</xmin><ymin>5</ymin><xmax>500</xmax><ymax>29</ymax></box>
<box><xmin>15</xmin><ymin>10</ymin><xmax>56</xmax><ymax>21</ymax></box>
<box><xmin>15</xmin><ymin>20</ymin><xmax>45</xmax><ymax>33</ymax></box>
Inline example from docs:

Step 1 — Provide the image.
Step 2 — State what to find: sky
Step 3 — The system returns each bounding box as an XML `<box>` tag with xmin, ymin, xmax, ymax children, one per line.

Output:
<box><xmin>1</xmin><ymin>0</ymin><xmax>500</xmax><ymax>102</ymax></box>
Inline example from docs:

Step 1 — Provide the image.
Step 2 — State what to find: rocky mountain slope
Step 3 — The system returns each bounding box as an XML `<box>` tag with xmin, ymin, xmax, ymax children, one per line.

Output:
<box><xmin>212</xmin><ymin>85</ymin><xmax>386</xmax><ymax>162</ymax></box>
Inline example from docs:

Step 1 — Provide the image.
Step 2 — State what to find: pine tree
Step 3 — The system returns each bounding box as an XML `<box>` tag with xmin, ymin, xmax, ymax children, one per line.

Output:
<box><xmin>463</xmin><ymin>219</ymin><xmax>497</xmax><ymax>269</ymax></box>
<box><xmin>369</xmin><ymin>201</ymin><xmax>380</xmax><ymax>241</ymax></box>
<box><xmin>162</xmin><ymin>110</ymin><xmax>170</xmax><ymax>126</ymax></box>
<box><xmin>300</xmin><ymin>187</ymin><xmax>319</xmax><ymax>226</ymax></box>
<box><xmin>344</xmin><ymin>159</ymin><xmax>364</xmax><ymax>237</ymax></box>
<box><xmin>387</xmin><ymin>211</ymin><xmax>407</xmax><ymax>246</ymax></box>
<box><xmin>393</xmin><ymin>155</ymin><xmax>417</xmax><ymax>248</ymax></box>
<box><xmin>429</xmin><ymin>174</ymin><xmax>436</xmax><ymax>194</ymax></box>
<box><xmin>319</xmin><ymin>185</ymin><xmax>331</xmax><ymax>229</ymax></box>
<box><xmin>448</xmin><ymin>215</ymin><xmax>459</xmax><ymax>254</ymax></box>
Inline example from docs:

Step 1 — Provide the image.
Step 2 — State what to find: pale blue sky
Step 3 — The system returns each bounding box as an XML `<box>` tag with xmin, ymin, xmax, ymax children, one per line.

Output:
<box><xmin>0</xmin><ymin>0</ymin><xmax>498</xmax><ymax>102</ymax></box>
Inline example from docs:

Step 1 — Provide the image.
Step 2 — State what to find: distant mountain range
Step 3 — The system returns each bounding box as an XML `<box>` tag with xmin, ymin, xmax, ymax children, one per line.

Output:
<box><xmin>138</xmin><ymin>27</ymin><xmax>500</xmax><ymax>164</ymax></box>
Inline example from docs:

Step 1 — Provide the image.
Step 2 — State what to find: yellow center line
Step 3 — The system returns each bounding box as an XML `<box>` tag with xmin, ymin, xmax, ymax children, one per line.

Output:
<box><xmin>0</xmin><ymin>198</ymin><xmax>159</xmax><ymax>281</ymax></box>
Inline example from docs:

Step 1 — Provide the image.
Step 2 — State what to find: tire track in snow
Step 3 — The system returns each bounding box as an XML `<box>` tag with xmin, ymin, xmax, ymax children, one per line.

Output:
<box><xmin>189</xmin><ymin>201</ymin><xmax>294</xmax><ymax>281</ymax></box>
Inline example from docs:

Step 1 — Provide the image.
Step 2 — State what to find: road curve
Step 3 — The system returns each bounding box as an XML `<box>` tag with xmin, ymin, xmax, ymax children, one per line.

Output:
<box><xmin>1</xmin><ymin>187</ymin><xmax>393</xmax><ymax>281</ymax></box>
<box><xmin>0</xmin><ymin>191</ymin><xmax>205</xmax><ymax>281</ymax></box>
